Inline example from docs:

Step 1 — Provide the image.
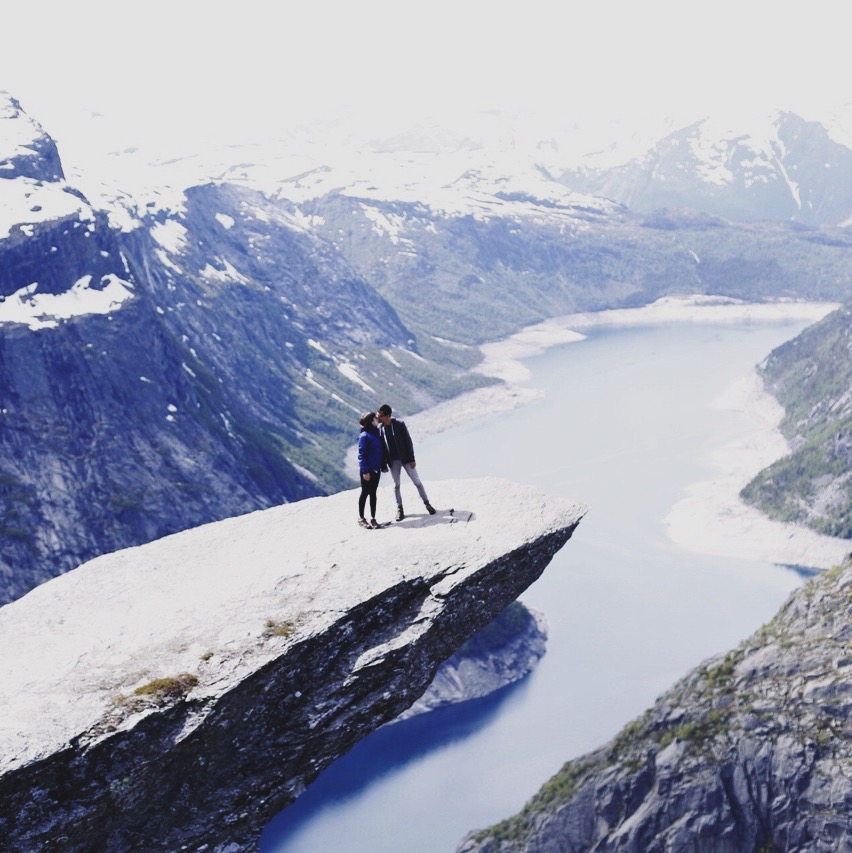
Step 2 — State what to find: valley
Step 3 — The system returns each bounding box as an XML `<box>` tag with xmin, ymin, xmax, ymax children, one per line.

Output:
<box><xmin>2</xmin><ymin>89</ymin><xmax>851</xmax><ymax>851</ymax></box>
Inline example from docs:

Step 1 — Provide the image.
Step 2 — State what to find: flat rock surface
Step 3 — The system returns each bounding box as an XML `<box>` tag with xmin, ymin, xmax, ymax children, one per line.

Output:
<box><xmin>0</xmin><ymin>477</ymin><xmax>585</xmax><ymax>776</ymax></box>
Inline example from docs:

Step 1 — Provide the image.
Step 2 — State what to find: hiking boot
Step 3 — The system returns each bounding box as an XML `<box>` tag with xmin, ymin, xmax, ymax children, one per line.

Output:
<box><xmin>425</xmin><ymin>503</ymin><xmax>436</xmax><ymax>515</ymax></box>
<box><xmin>358</xmin><ymin>517</ymin><xmax>371</xmax><ymax>529</ymax></box>
<box><xmin>370</xmin><ymin>518</ymin><xmax>381</xmax><ymax>529</ymax></box>
<box><xmin>395</xmin><ymin>507</ymin><xmax>405</xmax><ymax>522</ymax></box>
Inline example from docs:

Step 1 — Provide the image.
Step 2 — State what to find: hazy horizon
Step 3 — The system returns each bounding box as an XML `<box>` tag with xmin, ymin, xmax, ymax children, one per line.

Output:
<box><xmin>3</xmin><ymin>0</ymin><xmax>851</xmax><ymax>165</ymax></box>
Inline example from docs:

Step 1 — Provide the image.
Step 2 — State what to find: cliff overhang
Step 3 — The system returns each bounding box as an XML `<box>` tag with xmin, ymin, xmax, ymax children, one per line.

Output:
<box><xmin>0</xmin><ymin>477</ymin><xmax>585</xmax><ymax>851</ymax></box>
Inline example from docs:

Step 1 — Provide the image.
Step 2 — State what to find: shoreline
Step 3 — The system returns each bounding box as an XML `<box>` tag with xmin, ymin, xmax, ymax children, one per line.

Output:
<box><xmin>472</xmin><ymin>294</ymin><xmax>840</xmax><ymax>383</ymax></box>
<box><xmin>663</xmin><ymin>369</ymin><xmax>850</xmax><ymax>570</ymax></box>
<box><xmin>409</xmin><ymin>294</ymin><xmax>839</xmax><ymax>437</ymax></box>
<box><xmin>346</xmin><ymin>296</ymin><xmax>847</xmax><ymax>570</ymax></box>
<box><xmin>403</xmin><ymin>295</ymin><xmax>846</xmax><ymax>569</ymax></box>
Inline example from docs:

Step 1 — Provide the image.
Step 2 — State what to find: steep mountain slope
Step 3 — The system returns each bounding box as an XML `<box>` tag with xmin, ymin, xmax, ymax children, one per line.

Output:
<box><xmin>4</xmin><ymin>91</ymin><xmax>852</xmax><ymax>604</ymax></box>
<box><xmin>558</xmin><ymin>112</ymin><xmax>852</xmax><ymax>226</ymax></box>
<box><xmin>303</xmin><ymin>191</ymin><xmax>852</xmax><ymax>344</ymax></box>
<box><xmin>461</xmin><ymin>557</ymin><xmax>852</xmax><ymax>852</ymax></box>
<box><xmin>0</xmin><ymin>95</ymin><xmax>482</xmax><ymax>603</ymax></box>
<box><xmin>0</xmin><ymin>94</ymin><xmax>63</xmax><ymax>183</ymax></box>
<box><xmin>742</xmin><ymin>303</ymin><xmax>852</xmax><ymax>537</ymax></box>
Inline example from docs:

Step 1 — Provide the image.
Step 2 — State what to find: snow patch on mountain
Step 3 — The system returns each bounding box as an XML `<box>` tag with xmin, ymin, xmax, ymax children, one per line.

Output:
<box><xmin>0</xmin><ymin>178</ymin><xmax>93</xmax><ymax>240</ymax></box>
<box><xmin>307</xmin><ymin>338</ymin><xmax>329</xmax><ymax>356</ymax></box>
<box><xmin>0</xmin><ymin>98</ymin><xmax>46</xmax><ymax>161</ymax></box>
<box><xmin>361</xmin><ymin>203</ymin><xmax>409</xmax><ymax>244</ymax></box>
<box><xmin>337</xmin><ymin>362</ymin><xmax>375</xmax><ymax>393</ymax></box>
<box><xmin>200</xmin><ymin>258</ymin><xmax>249</xmax><ymax>285</ymax></box>
<box><xmin>53</xmin><ymin>118</ymin><xmax>619</xmax><ymax>230</ymax></box>
<box><xmin>150</xmin><ymin>218</ymin><xmax>188</xmax><ymax>254</ymax></box>
<box><xmin>0</xmin><ymin>273</ymin><xmax>134</xmax><ymax>330</ymax></box>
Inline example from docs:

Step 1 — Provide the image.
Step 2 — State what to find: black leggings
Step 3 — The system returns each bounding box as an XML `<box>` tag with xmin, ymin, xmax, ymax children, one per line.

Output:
<box><xmin>358</xmin><ymin>470</ymin><xmax>380</xmax><ymax>519</ymax></box>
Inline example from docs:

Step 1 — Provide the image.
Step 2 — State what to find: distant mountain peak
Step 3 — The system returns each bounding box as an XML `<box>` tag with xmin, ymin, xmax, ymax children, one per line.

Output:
<box><xmin>557</xmin><ymin>110</ymin><xmax>852</xmax><ymax>226</ymax></box>
<box><xmin>0</xmin><ymin>91</ymin><xmax>64</xmax><ymax>183</ymax></box>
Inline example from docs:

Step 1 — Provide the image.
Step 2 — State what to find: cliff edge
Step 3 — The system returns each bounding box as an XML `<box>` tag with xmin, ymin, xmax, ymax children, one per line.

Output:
<box><xmin>0</xmin><ymin>477</ymin><xmax>585</xmax><ymax>852</ymax></box>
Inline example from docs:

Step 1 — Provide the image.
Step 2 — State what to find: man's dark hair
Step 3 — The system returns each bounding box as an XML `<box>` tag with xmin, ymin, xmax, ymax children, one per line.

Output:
<box><xmin>378</xmin><ymin>403</ymin><xmax>393</xmax><ymax>417</ymax></box>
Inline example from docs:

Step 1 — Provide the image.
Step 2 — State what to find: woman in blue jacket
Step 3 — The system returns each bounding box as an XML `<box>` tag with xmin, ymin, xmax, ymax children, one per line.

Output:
<box><xmin>357</xmin><ymin>411</ymin><xmax>384</xmax><ymax>529</ymax></box>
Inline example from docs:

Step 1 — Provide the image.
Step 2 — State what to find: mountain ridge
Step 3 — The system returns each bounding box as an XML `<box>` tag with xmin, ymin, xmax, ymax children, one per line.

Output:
<box><xmin>557</xmin><ymin>111</ymin><xmax>852</xmax><ymax>226</ymax></box>
<box><xmin>3</xmin><ymin>90</ymin><xmax>852</xmax><ymax>604</ymax></box>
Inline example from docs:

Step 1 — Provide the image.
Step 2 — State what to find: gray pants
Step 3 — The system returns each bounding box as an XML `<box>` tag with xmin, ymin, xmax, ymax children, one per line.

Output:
<box><xmin>389</xmin><ymin>460</ymin><xmax>429</xmax><ymax>509</ymax></box>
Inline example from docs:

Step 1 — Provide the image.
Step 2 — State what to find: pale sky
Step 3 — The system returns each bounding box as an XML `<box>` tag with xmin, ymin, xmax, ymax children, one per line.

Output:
<box><xmin>2</xmin><ymin>0</ymin><xmax>851</xmax><ymax>155</ymax></box>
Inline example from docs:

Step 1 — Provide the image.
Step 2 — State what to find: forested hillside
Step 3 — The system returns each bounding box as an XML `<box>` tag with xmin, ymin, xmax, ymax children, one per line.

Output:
<box><xmin>742</xmin><ymin>304</ymin><xmax>852</xmax><ymax>538</ymax></box>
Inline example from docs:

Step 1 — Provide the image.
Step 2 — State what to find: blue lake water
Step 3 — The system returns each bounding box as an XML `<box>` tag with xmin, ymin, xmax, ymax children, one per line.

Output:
<box><xmin>261</xmin><ymin>320</ymin><xmax>813</xmax><ymax>852</ymax></box>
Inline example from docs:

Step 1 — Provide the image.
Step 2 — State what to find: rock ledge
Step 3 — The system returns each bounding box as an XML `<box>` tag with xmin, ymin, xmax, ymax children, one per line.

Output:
<box><xmin>0</xmin><ymin>477</ymin><xmax>585</xmax><ymax>852</ymax></box>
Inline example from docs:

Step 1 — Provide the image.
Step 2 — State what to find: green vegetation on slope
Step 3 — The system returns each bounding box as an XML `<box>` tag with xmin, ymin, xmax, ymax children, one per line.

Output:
<box><xmin>742</xmin><ymin>304</ymin><xmax>852</xmax><ymax>538</ymax></box>
<box><xmin>466</xmin><ymin>559</ymin><xmax>852</xmax><ymax>850</ymax></box>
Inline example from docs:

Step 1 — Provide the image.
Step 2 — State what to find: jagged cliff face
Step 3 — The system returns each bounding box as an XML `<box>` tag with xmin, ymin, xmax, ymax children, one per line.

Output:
<box><xmin>460</xmin><ymin>556</ymin><xmax>852</xmax><ymax>853</ymax></box>
<box><xmin>0</xmin><ymin>189</ymin><xmax>328</xmax><ymax>601</ymax></box>
<box><xmin>0</xmin><ymin>94</ymin><xmax>63</xmax><ymax>182</ymax></box>
<box><xmin>0</xmin><ymin>95</ymin><xmax>484</xmax><ymax>604</ymax></box>
<box><xmin>0</xmin><ymin>478</ymin><xmax>585</xmax><ymax>852</ymax></box>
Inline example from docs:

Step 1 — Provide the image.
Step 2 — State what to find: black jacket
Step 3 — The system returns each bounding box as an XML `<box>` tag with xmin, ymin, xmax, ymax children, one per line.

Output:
<box><xmin>380</xmin><ymin>418</ymin><xmax>415</xmax><ymax>465</ymax></box>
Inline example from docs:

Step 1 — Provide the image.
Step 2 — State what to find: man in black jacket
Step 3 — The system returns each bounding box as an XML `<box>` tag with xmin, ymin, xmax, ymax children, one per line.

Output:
<box><xmin>377</xmin><ymin>403</ymin><xmax>436</xmax><ymax>521</ymax></box>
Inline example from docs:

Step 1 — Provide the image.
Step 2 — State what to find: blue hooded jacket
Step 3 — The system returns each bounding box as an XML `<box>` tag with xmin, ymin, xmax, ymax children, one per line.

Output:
<box><xmin>358</xmin><ymin>427</ymin><xmax>383</xmax><ymax>475</ymax></box>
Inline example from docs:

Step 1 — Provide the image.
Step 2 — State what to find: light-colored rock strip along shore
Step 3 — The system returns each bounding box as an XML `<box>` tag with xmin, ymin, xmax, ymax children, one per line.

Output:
<box><xmin>407</xmin><ymin>295</ymin><xmax>846</xmax><ymax>569</ymax></box>
<box><xmin>664</xmin><ymin>370</ymin><xmax>850</xmax><ymax>569</ymax></box>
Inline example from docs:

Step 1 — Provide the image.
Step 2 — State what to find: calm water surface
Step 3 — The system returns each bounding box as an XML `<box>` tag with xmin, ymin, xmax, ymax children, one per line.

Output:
<box><xmin>262</xmin><ymin>321</ymin><xmax>812</xmax><ymax>852</ymax></box>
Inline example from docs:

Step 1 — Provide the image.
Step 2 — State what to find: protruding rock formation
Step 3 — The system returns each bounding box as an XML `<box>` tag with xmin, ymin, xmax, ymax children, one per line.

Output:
<box><xmin>0</xmin><ymin>477</ymin><xmax>585</xmax><ymax>852</ymax></box>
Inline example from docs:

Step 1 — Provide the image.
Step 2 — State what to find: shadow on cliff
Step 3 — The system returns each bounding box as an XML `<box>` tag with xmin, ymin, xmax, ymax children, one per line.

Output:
<box><xmin>259</xmin><ymin>675</ymin><xmax>529</xmax><ymax>850</ymax></box>
<box><xmin>390</xmin><ymin>507</ymin><xmax>476</xmax><ymax>527</ymax></box>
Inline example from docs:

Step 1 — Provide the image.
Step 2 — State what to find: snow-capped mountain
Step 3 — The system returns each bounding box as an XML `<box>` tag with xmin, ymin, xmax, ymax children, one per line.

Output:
<box><xmin>3</xmin><ymin>92</ymin><xmax>852</xmax><ymax>602</ymax></box>
<box><xmin>0</xmin><ymin>95</ymin><xmax>63</xmax><ymax>183</ymax></box>
<box><xmin>0</xmin><ymin>96</ymin><xmax>136</xmax><ymax>330</ymax></box>
<box><xmin>557</xmin><ymin>111</ymin><xmax>852</xmax><ymax>226</ymax></box>
<box><xmin>0</xmin><ymin>92</ymin><xmax>468</xmax><ymax>603</ymax></box>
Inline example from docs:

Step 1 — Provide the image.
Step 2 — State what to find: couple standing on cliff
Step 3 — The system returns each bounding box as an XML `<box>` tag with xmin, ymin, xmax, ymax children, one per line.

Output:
<box><xmin>357</xmin><ymin>403</ymin><xmax>436</xmax><ymax>529</ymax></box>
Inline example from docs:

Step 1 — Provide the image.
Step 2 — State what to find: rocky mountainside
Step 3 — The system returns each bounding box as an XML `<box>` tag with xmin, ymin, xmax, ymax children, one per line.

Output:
<box><xmin>4</xmin><ymin>91</ymin><xmax>852</xmax><ymax>604</ymax></box>
<box><xmin>0</xmin><ymin>93</ymin><xmax>482</xmax><ymax>603</ymax></box>
<box><xmin>0</xmin><ymin>478</ymin><xmax>585</xmax><ymax>852</ymax></box>
<box><xmin>558</xmin><ymin>112</ymin><xmax>852</xmax><ymax>226</ymax></box>
<box><xmin>300</xmin><ymin>190</ymin><xmax>852</xmax><ymax>345</ymax></box>
<box><xmin>742</xmin><ymin>303</ymin><xmax>852</xmax><ymax>538</ymax></box>
<box><xmin>460</xmin><ymin>555</ymin><xmax>852</xmax><ymax>852</ymax></box>
<box><xmin>0</xmin><ymin>95</ymin><xmax>63</xmax><ymax>183</ymax></box>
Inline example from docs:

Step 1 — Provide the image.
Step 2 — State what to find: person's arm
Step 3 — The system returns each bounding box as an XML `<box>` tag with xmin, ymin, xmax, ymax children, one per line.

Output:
<box><xmin>379</xmin><ymin>427</ymin><xmax>389</xmax><ymax>471</ymax></box>
<box><xmin>358</xmin><ymin>434</ymin><xmax>369</xmax><ymax>478</ymax></box>
<box><xmin>400</xmin><ymin>421</ymin><xmax>416</xmax><ymax>466</ymax></box>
